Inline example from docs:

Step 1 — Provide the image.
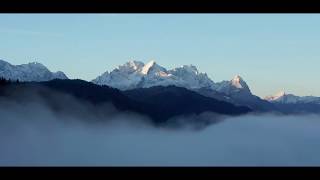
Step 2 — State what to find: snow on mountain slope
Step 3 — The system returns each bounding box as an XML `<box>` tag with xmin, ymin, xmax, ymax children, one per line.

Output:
<box><xmin>92</xmin><ymin>61</ymin><xmax>145</xmax><ymax>90</ymax></box>
<box><xmin>92</xmin><ymin>60</ymin><xmax>276</xmax><ymax>110</ymax></box>
<box><xmin>215</xmin><ymin>75</ymin><xmax>252</xmax><ymax>96</ymax></box>
<box><xmin>0</xmin><ymin>59</ymin><xmax>68</xmax><ymax>82</ymax></box>
<box><xmin>168</xmin><ymin>65</ymin><xmax>216</xmax><ymax>89</ymax></box>
<box><xmin>265</xmin><ymin>91</ymin><xmax>286</xmax><ymax>101</ymax></box>
<box><xmin>92</xmin><ymin>60</ymin><xmax>216</xmax><ymax>90</ymax></box>
<box><xmin>90</xmin><ymin>59</ymin><xmax>319</xmax><ymax>107</ymax></box>
<box><xmin>141</xmin><ymin>60</ymin><xmax>167</xmax><ymax>75</ymax></box>
<box><xmin>265</xmin><ymin>91</ymin><xmax>320</xmax><ymax>104</ymax></box>
<box><xmin>209</xmin><ymin>75</ymin><xmax>276</xmax><ymax>111</ymax></box>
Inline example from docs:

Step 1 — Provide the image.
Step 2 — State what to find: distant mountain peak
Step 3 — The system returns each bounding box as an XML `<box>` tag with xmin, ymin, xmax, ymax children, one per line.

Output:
<box><xmin>214</xmin><ymin>75</ymin><xmax>252</xmax><ymax>96</ymax></box>
<box><xmin>141</xmin><ymin>60</ymin><xmax>163</xmax><ymax>74</ymax></box>
<box><xmin>233</xmin><ymin>75</ymin><xmax>242</xmax><ymax>81</ymax></box>
<box><xmin>128</xmin><ymin>60</ymin><xmax>144</xmax><ymax>68</ymax></box>
<box><xmin>117</xmin><ymin>60</ymin><xmax>144</xmax><ymax>72</ymax></box>
<box><xmin>264</xmin><ymin>90</ymin><xmax>320</xmax><ymax>104</ymax></box>
<box><xmin>93</xmin><ymin>60</ymin><xmax>215</xmax><ymax>90</ymax></box>
<box><xmin>264</xmin><ymin>90</ymin><xmax>286</xmax><ymax>101</ymax></box>
<box><xmin>229</xmin><ymin>75</ymin><xmax>250</xmax><ymax>92</ymax></box>
<box><xmin>53</xmin><ymin>71</ymin><xmax>68</xmax><ymax>79</ymax></box>
<box><xmin>231</xmin><ymin>75</ymin><xmax>246</xmax><ymax>89</ymax></box>
<box><xmin>0</xmin><ymin>59</ymin><xmax>68</xmax><ymax>81</ymax></box>
<box><xmin>179</xmin><ymin>64</ymin><xmax>199</xmax><ymax>75</ymax></box>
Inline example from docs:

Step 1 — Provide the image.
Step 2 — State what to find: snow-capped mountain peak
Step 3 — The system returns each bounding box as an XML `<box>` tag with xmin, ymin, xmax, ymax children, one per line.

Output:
<box><xmin>116</xmin><ymin>60</ymin><xmax>144</xmax><ymax>73</ymax></box>
<box><xmin>265</xmin><ymin>91</ymin><xmax>320</xmax><ymax>104</ymax></box>
<box><xmin>21</xmin><ymin>62</ymin><xmax>48</xmax><ymax>71</ymax></box>
<box><xmin>53</xmin><ymin>71</ymin><xmax>69</xmax><ymax>79</ymax></box>
<box><xmin>93</xmin><ymin>60</ymin><xmax>216</xmax><ymax>90</ymax></box>
<box><xmin>215</xmin><ymin>75</ymin><xmax>252</xmax><ymax>95</ymax></box>
<box><xmin>0</xmin><ymin>59</ymin><xmax>68</xmax><ymax>81</ymax></box>
<box><xmin>265</xmin><ymin>90</ymin><xmax>286</xmax><ymax>101</ymax></box>
<box><xmin>141</xmin><ymin>60</ymin><xmax>155</xmax><ymax>74</ymax></box>
<box><xmin>179</xmin><ymin>65</ymin><xmax>199</xmax><ymax>75</ymax></box>
<box><xmin>231</xmin><ymin>75</ymin><xmax>247</xmax><ymax>89</ymax></box>
<box><xmin>265</xmin><ymin>92</ymin><xmax>300</xmax><ymax>104</ymax></box>
<box><xmin>141</xmin><ymin>60</ymin><xmax>167</xmax><ymax>75</ymax></box>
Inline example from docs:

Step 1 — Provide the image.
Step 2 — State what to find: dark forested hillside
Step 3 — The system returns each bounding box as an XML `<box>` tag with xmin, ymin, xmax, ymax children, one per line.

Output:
<box><xmin>0</xmin><ymin>79</ymin><xmax>252</xmax><ymax>125</ymax></box>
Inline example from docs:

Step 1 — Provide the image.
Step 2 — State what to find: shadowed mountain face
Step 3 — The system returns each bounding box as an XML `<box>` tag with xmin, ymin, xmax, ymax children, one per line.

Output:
<box><xmin>123</xmin><ymin>85</ymin><xmax>252</xmax><ymax>120</ymax></box>
<box><xmin>0</xmin><ymin>79</ymin><xmax>252</xmax><ymax>126</ymax></box>
<box><xmin>194</xmin><ymin>87</ymin><xmax>276</xmax><ymax>112</ymax></box>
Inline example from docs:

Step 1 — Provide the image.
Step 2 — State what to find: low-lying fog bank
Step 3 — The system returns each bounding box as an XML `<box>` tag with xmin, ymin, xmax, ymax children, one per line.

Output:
<box><xmin>1</xmin><ymin>96</ymin><xmax>320</xmax><ymax>166</ymax></box>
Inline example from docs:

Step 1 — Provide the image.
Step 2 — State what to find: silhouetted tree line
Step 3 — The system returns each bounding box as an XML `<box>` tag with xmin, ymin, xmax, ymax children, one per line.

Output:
<box><xmin>0</xmin><ymin>77</ymin><xmax>20</xmax><ymax>85</ymax></box>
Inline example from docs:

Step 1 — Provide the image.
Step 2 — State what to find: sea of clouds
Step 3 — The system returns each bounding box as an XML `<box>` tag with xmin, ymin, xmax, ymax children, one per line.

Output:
<box><xmin>1</xmin><ymin>91</ymin><xmax>320</xmax><ymax>166</ymax></box>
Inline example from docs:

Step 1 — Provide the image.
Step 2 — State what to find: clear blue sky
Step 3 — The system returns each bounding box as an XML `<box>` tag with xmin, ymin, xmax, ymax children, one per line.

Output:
<box><xmin>0</xmin><ymin>14</ymin><xmax>319</xmax><ymax>97</ymax></box>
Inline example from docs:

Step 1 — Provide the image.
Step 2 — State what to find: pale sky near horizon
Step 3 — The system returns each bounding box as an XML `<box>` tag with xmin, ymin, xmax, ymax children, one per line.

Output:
<box><xmin>0</xmin><ymin>14</ymin><xmax>319</xmax><ymax>97</ymax></box>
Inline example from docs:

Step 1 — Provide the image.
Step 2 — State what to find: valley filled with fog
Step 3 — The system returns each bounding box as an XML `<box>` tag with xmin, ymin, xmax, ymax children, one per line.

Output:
<box><xmin>1</xmin><ymin>94</ymin><xmax>320</xmax><ymax>166</ymax></box>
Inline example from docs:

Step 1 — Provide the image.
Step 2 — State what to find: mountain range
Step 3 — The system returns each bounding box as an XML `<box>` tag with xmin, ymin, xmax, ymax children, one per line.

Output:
<box><xmin>0</xmin><ymin>59</ymin><xmax>68</xmax><ymax>81</ymax></box>
<box><xmin>92</xmin><ymin>60</ymin><xmax>320</xmax><ymax>112</ymax></box>
<box><xmin>92</xmin><ymin>60</ymin><xmax>216</xmax><ymax>90</ymax></box>
<box><xmin>0</xmin><ymin>78</ymin><xmax>251</xmax><ymax>126</ymax></box>
<box><xmin>265</xmin><ymin>91</ymin><xmax>320</xmax><ymax>104</ymax></box>
<box><xmin>1</xmin><ymin>58</ymin><xmax>320</xmax><ymax>120</ymax></box>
